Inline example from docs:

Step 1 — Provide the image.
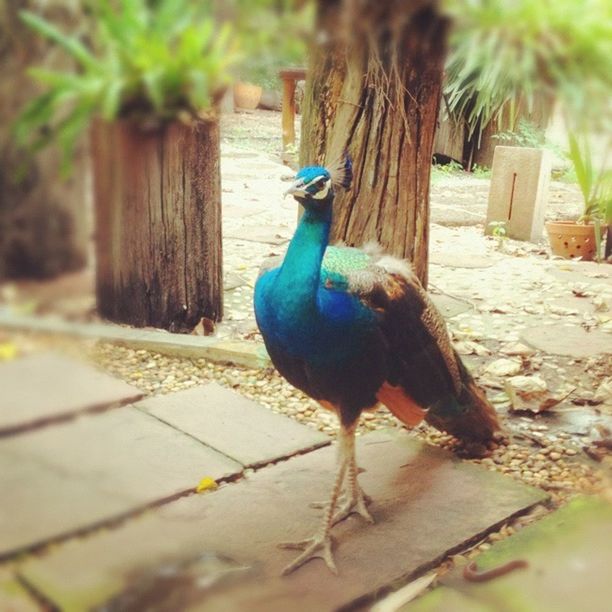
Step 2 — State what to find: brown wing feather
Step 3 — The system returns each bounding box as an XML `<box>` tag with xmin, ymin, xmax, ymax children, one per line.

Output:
<box><xmin>407</xmin><ymin>276</ymin><xmax>463</xmax><ymax>394</ymax></box>
<box><xmin>343</xmin><ymin>252</ymin><xmax>499</xmax><ymax>442</ymax></box>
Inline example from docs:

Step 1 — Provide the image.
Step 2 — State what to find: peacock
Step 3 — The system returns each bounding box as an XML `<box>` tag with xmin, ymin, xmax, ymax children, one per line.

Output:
<box><xmin>254</xmin><ymin>156</ymin><xmax>499</xmax><ymax>575</ymax></box>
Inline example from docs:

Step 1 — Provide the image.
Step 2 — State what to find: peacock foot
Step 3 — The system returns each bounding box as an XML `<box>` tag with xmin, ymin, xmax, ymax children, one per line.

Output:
<box><xmin>331</xmin><ymin>487</ymin><xmax>374</xmax><ymax>525</ymax></box>
<box><xmin>309</xmin><ymin>489</ymin><xmax>373</xmax><ymax>524</ymax></box>
<box><xmin>278</xmin><ymin>534</ymin><xmax>337</xmax><ymax>575</ymax></box>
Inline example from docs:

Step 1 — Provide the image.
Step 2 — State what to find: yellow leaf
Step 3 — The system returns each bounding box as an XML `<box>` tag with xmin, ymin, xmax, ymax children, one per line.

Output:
<box><xmin>196</xmin><ymin>476</ymin><xmax>218</xmax><ymax>493</ymax></box>
<box><xmin>0</xmin><ymin>343</ymin><xmax>17</xmax><ymax>362</ymax></box>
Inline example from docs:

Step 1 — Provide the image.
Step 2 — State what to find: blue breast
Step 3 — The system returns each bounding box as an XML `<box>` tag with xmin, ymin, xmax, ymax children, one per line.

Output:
<box><xmin>254</xmin><ymin>268</ymin><xmax>376</xmax><ymax>366</ymax></box>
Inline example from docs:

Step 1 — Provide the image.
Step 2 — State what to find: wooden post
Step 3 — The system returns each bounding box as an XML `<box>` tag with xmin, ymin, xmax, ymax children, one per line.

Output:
<box><xmin>91</xmin><ymin>118</ymin><xmax>222</xmax><ymax>332</ymax></box>
<box><xmin>279</xmin><ymin>68</ymin><xmax>306</xmax><ymax>164</ymax></box>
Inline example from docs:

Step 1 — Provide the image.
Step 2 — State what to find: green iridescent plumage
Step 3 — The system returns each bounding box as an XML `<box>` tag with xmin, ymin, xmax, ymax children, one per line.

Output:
<box><xmin>320</xmin><ymin>246</ymin><xmax>372</xmax><ymax>290</ymax></box>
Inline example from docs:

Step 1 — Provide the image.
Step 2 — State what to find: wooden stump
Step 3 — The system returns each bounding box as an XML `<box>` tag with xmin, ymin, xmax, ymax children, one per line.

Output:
<box><xmin>91</xmin><ymin>119</ymin><xmax>222</xmax><ymax>332</ymax></box>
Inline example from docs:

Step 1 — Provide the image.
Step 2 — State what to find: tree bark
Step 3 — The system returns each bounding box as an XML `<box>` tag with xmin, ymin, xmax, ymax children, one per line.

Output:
<box><xmin>300</xmin><ymin>0</ymin><xmax>448</xmax><ymax>286</ymax></box>
<box><xmin>0</xmin><ymin>0</ymin><xmax>89</xmax><ymax>281</ymax></box>
<box><xmin>91</xmin><ymin>119</ymin><xmax>222</xmax><ymax>332</ymax></box>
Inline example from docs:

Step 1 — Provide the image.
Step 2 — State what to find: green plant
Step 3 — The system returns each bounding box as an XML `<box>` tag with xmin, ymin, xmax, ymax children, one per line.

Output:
<box><xmin>493</xmin><ymin>118</ymin><xmax>566</xmax><ymax>161</ymax></box>
<box><xmin>488</xmin><ymin>220</ymin><xmax>508</xmax><ymax>250</ymax></box>
<box><xmin>15</xmin><ymin>0</ymin><xmax>238</xmax><ymax>168</ymax></box>
<box><xmin>493</xmin><ymin>119</ymin><xmax>546</xmax><ymax>148</ymax></box>
<box><xmin>566</xmin><ymin>131</ymin><xmax>612</xmax><ymax>259</ymax></box>
<box><xmin>554</xmin><ymin>165</ymin><xmax>577</xmax><ymax>184</ymax></box>
<box><xmin>568</xmin><ymin>133</ymin><xmax>612</xmax><ymax>221</ymax></box>
<box><xmin>472</xmin><ymin>164</ymin><xmax>491</xmax><ymax>178</ymax></box>
<box><xmin>432</xmin><ymin>159</ymin><xmax>464</xmax><ymax>175</ymax></box>
<box><xmin>444</xmin><ymin>0</ymin><xmax>612</xmax><ymax>138</ymax></box>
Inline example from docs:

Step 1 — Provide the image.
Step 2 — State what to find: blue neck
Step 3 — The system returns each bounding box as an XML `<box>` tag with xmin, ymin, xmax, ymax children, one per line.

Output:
<box><xmin>276</xmin><ymin>203</ymin><xmax>332</xmax><ymax>301</ymax></box>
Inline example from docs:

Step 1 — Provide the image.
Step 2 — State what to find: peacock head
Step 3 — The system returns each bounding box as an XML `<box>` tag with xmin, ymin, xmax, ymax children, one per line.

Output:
<box><xmin>284</xmin><ymin>155</ymin><xmax>352</xmax><ymax>210</ymax></box>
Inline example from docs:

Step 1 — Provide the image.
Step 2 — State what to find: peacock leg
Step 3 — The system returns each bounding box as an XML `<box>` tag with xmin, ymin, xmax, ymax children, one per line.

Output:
<box><xmin>278</xmin><ymin>424</ymin><xmax>355</xmax><ymax>575</ymax></box>
<box><xmin>330</xmin><ymin>442</ymin><xmax>374</xmax><ymax>525</ymax></box>
<box><xmin>308</xmin><ymin>433</ymin><xmax>373</xmax><ymax>523</ymax></box>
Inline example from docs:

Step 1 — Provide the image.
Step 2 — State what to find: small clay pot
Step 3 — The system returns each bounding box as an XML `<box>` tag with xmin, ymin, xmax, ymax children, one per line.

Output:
<box><xmin>233</xmin><ymin>82</ymin><xmax>262</xmax><ymax>110</ymax></box>
<box><xmin>545</xmin><ymin>220</ymin><xmax>605</xmax><ymax>261</ymax></box>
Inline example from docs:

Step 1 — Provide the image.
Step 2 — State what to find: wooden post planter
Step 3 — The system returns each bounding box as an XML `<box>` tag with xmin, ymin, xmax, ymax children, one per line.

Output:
<box><xmin>91</xmin><ymin>118</ymin><xmax>222</xmax><ymax>332</ymax></box>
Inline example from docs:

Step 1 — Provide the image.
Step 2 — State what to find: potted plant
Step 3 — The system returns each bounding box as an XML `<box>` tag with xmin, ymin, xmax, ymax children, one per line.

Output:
<box><xmin>15</xmin><ymin>0</ymin><xmax>237</xmax><ymax>331</ymax></box>
<box><xmin>545</xmin><ymin>132</ymin><xmax>611</xmax><ymax>261</ymax></box>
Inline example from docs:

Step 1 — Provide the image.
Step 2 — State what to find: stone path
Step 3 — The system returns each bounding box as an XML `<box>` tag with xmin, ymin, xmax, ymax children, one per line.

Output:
<box><xmin>0</xmin><ymin>355</ymin><xmax>327</xmax><ymax>556</ymax></box>
<box><xmin>1</xmin><ymin>353</ymin><xmax>546</xmax><ymax>610</ymax></box>
<box><xmin>405</xmin><ymin>496</ymin><xmax>612</xmax><ymax>612</ymax></box>
<box><xmin>0</xmin><ymin>352</ymin><xmax>143</xmax><ymax>435</ymax></box>
<box><xmin>13</xmin><ymin>429</ymin><xmax>544</xmax><ymax>611</ymax></box>
<box><xmin>139</xmin><ymin>383</ymin><xmax>329</xmax><ymax>468</ymax></box>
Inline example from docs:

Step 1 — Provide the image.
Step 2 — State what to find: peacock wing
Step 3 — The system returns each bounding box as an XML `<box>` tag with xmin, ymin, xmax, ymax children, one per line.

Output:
<box><xmin>322</xmin><ymin>245</ymin><xmax>461</xmax><ymax>396</ymax></box>
<box><xmin>321</xmin><ymin>244</ymin><xmax>498</xmax><ymax>442</ymax></box>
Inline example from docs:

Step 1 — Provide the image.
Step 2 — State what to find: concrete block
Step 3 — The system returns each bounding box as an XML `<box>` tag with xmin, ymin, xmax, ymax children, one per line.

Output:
<box><xmin>0</xmin><ymin>314</ymin><xmax>271</xmax><ymax>369</ymax></box>
<box><xmin>486</xmin><ymin>146</ymin><xmax>552</xmax><ymax>242</ymax></box>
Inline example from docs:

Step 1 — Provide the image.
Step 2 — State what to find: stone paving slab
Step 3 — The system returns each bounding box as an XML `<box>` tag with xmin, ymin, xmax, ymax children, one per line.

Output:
<box><xmin>138</xmin><ymin>383</ymin><xmax>330</xmax><ymax>468</ymax></box>
<box><xmin>405</xmin><ymin>496</ymin><xmax>612</xmax><ymax>612</ymax></box>
<box><xmin>0</xmin><ymin>352</ymin><xmax>143</xmax><ymax>435</ymax></box>
<box><xmin>431</xmin><ymin>203</ymin><xmax>486</xmax><ymax>227</ymax></box>
<box><xmin>430</xmin><ymin>294</ymin><xmax>473</xmax><ymax>319</ymax></box>
<box><xmin>18</xmin><ymin>430</ymin><xmax>546</xmax><ymax>611</ymax></box>
<box><xmin>222</xmin><ymin>204</ymin><xmax>267</xmax><ymax>218</ymax></box>
<box><xmin>0</xmin><ymin>407</ymin><xmax>242</xmax><ymax>558</ymax></box>
<box><xmin>548</xmin><ymin>295</ymin><xmax>596</xmax><ymax>314</ymax></box>
<box><xmin>521</xmin><ymin>324</ymin><xmax>611</xmax><ymax>357</ymax></box>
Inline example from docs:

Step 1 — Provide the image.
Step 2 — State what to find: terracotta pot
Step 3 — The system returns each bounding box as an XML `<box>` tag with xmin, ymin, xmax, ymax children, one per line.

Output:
<box><xmin>545</xmin><ymin>220</ymin><xmax>606</xmax><ymax>261</ymax></box>
<box><xmin>233</xmin><ymin>82</ymin><xmax>262</xmax><ymax>110</ymax></box>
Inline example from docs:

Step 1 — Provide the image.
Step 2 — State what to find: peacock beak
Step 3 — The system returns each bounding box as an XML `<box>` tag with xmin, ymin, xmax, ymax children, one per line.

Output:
<box><xmin>283</xmin><ymin>180</ymin><xmax>307</xmax><ymax>199</ymax></box>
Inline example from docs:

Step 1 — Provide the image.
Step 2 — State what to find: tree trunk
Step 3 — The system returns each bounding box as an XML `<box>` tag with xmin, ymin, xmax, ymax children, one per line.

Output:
<box><xmin>300</xmin><ymin>0</ymin><xmax>448</xmax><ymax>286</ymax></box>
<box><xmin>91</xmin><ymin>119</ymin><xmax>222</xmax><ymax>332</ymax></box>
<box><xmin>0</xmin><ymin>0</ymin><xmax>89</xmax><ymax>281</ymax></box>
